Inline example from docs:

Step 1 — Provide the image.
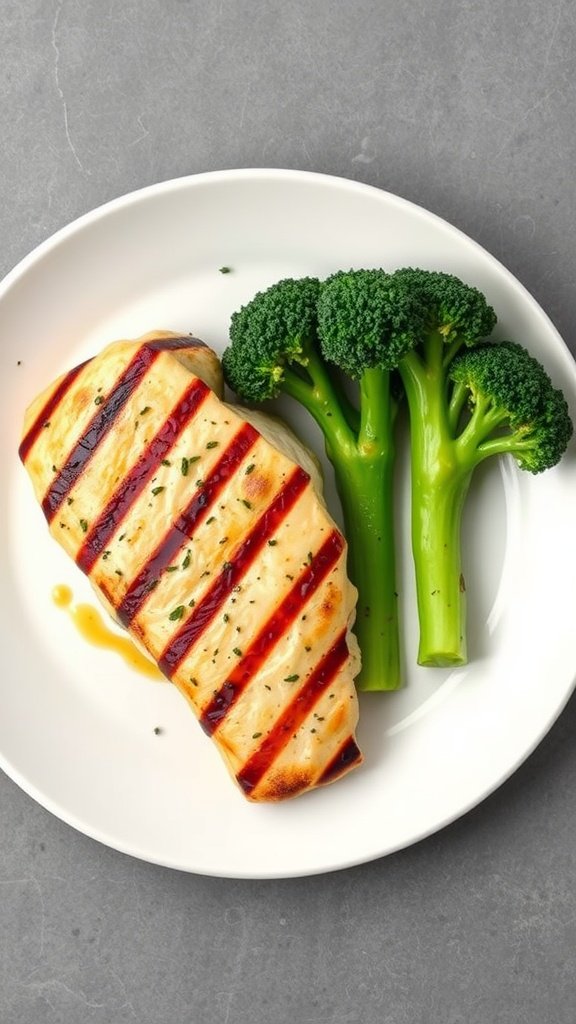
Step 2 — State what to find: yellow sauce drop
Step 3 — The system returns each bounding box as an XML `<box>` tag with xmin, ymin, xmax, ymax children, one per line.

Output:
<box><xmin>52</xmin><ymin>585</ymin><xmax>164</xmax><ymax>681</ymax></box>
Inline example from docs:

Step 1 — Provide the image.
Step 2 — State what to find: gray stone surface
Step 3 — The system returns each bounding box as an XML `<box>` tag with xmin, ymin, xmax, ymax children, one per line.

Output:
<box><xmin>1</xmin><ymin>1</ymin><xmax>576</xmax><ymax>1021</ymax></box>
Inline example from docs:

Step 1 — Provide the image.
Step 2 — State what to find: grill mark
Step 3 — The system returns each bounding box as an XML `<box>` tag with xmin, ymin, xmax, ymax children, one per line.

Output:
<box><xmin>19</xmin><ymin>361</ymin><xmax>89</xmax><ymax>463</ymax></box>
<box><xmin>318</xmin><ymin>736</ymin><xmax>362</xmax><ymax>786</ymax></box>
<box><xmin>158</xmin><ymin>466</ymin><xmax>310</xmax><ymax>678</ymax></box>
<box><xmin>41</xmin><ymin>345</ymin><xmax>162</xmax><ymax>522</ymax></box>
<box><xmin>201</xmin><ymin>530</ymin><xmax>344</xmax><ymax>736</ymax></box>
<box><xmin>75</xmin><ymin>376</ymin><xmax>210</xmax><ymax>575</ymax></box>
<box><xmin>236</xmin><ymin>629</ymin><xmax>349</xmax><ymax>797</ymax></box>
<box><xmin>147</xmin><ymin>335</ymin><xmax>208</xmax><ymax>351</ymax></box>
<box><xmin>116</xmin><ymin>422</ymin><xmax>259</xmax><ymax>626</ymax></box>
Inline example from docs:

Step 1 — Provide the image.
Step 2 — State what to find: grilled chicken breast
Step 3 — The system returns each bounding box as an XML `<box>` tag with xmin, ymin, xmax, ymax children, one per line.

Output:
<box><xmin>19</xmin><ymin>331</ymin><xmax>362</xmax><ymax>801</ymax></box>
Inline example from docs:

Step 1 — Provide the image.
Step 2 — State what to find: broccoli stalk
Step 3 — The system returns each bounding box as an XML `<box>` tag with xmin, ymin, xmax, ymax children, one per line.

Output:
<box><xmin>222</xmin><ymin>276</ymin><xmax>402</xmax><ymax>691</ymax></box>
<box><xmin>390</xmin><ymin>270</ymin><xmax>573</xmax><ymax>665</ymax></box>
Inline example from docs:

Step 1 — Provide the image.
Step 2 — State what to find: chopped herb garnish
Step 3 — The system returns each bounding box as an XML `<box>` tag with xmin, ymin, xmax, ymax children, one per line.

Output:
<box><xmin>222</xmin><ymin>561</ymin><xmax>233</xmax><ymax>571</ymax></box>
<box><xmin>188</xmin><ymin>598</ymin><xmax>196</xmax><ymax>607</ymax></box>
<box><xmin>140</xmin><ymin>406</ymin><xmax>151</xmax><ymax>415</ymax></box>
<box><xmin>264</xmin><ymin>684</ymin><xmax>271</xmax><ymax>691</ymax></box>
<box><xmin>219</xmin><ymin>266</ymin><xmax>232</xmax><ymax>274</ymax></box>
<box><xmin>241</xmin><ymin>499</ymin><xmax>252</xmax><ymax>509</ymax></box>
<box><xmin>102</xmin><ymin>550</ymin><xmax>111</xmax><ymax>560</ymax></box>
<box><xmin>182</xmin><ymin>550</ymin><xmax>191</xmax><ymax>570</ymax></box>
<box><xmin>268</xmin><ymin>539</ymin><xmax>277</xmax><ymax>547</ymax></box>
<box><xmin>218</xmin><ymin>536</ymin><xmax>229</xmax><ymax>545</ymax></box>
<box><xmin>165</xmin><ymin>565</ymin><xmax>178</xmax><ymax>572</ymax></box>
<box><xmin>115</xmin><ymin>569</ymin><xmax>124</xmax><ymax>577</ymax></box>
<box><xmin>245</xmin><ymin>463</ymin><xmax>255</xmax><ymax>475</ymax></box>
<box><xmin>195</xmin><ymin>479</ymin><xmax>203</xmax><ymax>488</ymax></box>
<box><xmin>161</xmin><ymin>458</ymin><xmax>171</xmax><ymax>466</ymax></box>
<box><xmin>151</xmin><ymin>485</ymin><xmax>165</xmax><ymax>496</ymax></box>
<box><xmin>307</xmin><ymin>551</ymin><xmax>313</xmax><ymax>564</ymax></box>
<box><xmin>94</xmin><ymin>395</ymin><xmax>104</xmax><ymax>405</ymax></box>
<box><xmin>252</xmin><ymin>732</ymin><xmax>262</xmax><ymax>739</ymax></box>
<box><xmin>79</xmin><ymin>518</ymin><xmax>88</xmax><ymax>533</ymax></box>
<box><xmin>223</xmin><ymin>613</ymin><xmax>229</xmax><ymax>623</ymax></box>
<box><xmin>285</xmin><ymin>574</ymin><xmax>294</xmax><ymax>581</ymax></box>
<box><xmin>189</xmin><ymin>677</ymin><xmax>198</xmax><ymax>686</ymax></box>
<box><xmin>206</xmin><ymin>516</ymin><xmax>216</xmax><ymax>524</ymax></box>
<box><xmin>67</xmin><ymin>497</ymin><xmax>74</xmax><ymax>505</ymax></box>
<box><xmin>43</xmin><ymin>420</ymin><xmax>51</xmax><ymax>428</ymax></box>
<box><xmin>181</xmin><ymin>457</ymin><xmax>189</xmax><ymax>476</ymax></box>
<box><xmin>169</xmin><ymin>605</ymin><xmax>185</xmax><ymax>621</ymax></box>
<box><xmin>118</xmin><ymin>533</ymin><xmax>125</xmax><ymax>542</ymax></box>
<box><xmin>153</xmin><ymin>726</ymin><xmax>162</xmax><ymax>735</ymax></box>
<box><xmin>284</xmin><ymin>674</ymin><xmax>299</xmax><ymax>682</ymax></box>
<box><xmin>206</xmin><ymin>440</ymin><xmax>219</xmax><ymax>449</ymax></box>
<box><xmin>233</xmin><ymin>647</ymin><xmax>242</xmax><ymax>657</ymax></box>
<box><xmin>305</xmin><ymin>645</ymin><xmax>311</xmax><ymax>652</ymax></box>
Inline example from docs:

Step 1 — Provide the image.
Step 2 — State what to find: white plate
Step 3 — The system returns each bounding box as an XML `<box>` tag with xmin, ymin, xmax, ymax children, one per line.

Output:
<box><xmin>2</xmin><ymin>169</ymin><xmax>576</xmax><ymax>878</ymax></box>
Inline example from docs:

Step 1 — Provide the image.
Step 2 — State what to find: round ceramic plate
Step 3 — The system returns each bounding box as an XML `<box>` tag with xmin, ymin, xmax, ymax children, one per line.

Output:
<box><xmin>2</xmin><ymin>169</ymin><xmax>576</xmax><ymax>878</ymax></box>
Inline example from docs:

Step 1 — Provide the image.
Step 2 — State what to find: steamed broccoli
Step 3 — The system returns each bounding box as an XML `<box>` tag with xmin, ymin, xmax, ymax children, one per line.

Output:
<box><xmin>387</xmin><ymin>269</ymin><xmax>573</xmax><ymax>666</ymax></box>
<box><xmin>222</xmin><ymin>275</ymin><xmax>404</xmax><ymax>691</ymax></box>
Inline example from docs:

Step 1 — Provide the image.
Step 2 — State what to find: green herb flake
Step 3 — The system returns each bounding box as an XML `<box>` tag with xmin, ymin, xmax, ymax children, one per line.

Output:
<box><xmin>67</xmin><ymin>497</ymin><xmax>74</xmax><ymax>505</ymax></box>
<box><xmin>219</xmin><ymin>266</ymin><xmax>232</xmax><ymax>274</ymax></box>
<box><xmin>151</xmin><ymin>485</ymin><xmax>165</xmax><ymax>496</ymax></box>
<box><xmin>206</xmin><ymin>516</ymin><xmax>216</xmax><ymax>524</ymax></box>
<box><xmin>94</xmin><ymin>395</ymin><xmax>104</xmax><ymax>405</ymax></box>
<box><xmin>233</xmin><ymin>647</ymin><xmax>242</xmax><ymax>657</ymax></box>
<box><xmin>115</xmin><ymin>569</ymin><xmax>124</xmax><ymax>577</ymax></box>
<box><xmin>140</xmin><ymin>406</ymin><xmax>151</xmax><ymax>415</ymax></box>
<box><xmin>169</xmin><ymin>605</ymin><xmax>185</xmax><ymax>621</ymax></box>
<box><xmin>189</xmin><ymin>677</ymin><xmax>198</xmax><ymax>687</ymax></box>
<box><xmin>241</xmin><ymin>499</ymin><xmax>252</xmax><ymax>509</ymax></box>
<box><xmin>245</xmin><ymin>463</ymin><xmax>255</xmax><ymax>475</ymax></box>
<box><xmin>182</xmin><ymin>550</ymin><xmax>191</xmax><ymax>570</ymax></box>
<box><xmin>161</xmin><ymin>458</ymin><xmax>171</xmax><ymax>466</ymax></box>
<box><xmin>102</xmin><ymin>550</ymin><xmax>111</xmax><ymax>561</ymax></box>
<box><xmin>181</xmin><ymin>457</ymin><xmax>189</xmax><ymax>476</ymax></box>
<box><xmin>79</xmin><ymin>518</ymin><xmax>88</xmax><ymax>533</ymax></box>
<box><xmin>252</xmin><ymin>732</ymin><xmax>262</xmax><ymax>739</ymax></box>
<box><xmin>188</xmin><ymin>598</ymin><xmax>196</xmax><ymax>607</ymax></box>
<box><xmin>165</xmin><ymin>565</ymin><xmax>178</xmax><ymax>572</ymax></box>
<box><xmin>195</xmin><ymin>479</ymin><xmax>204</xmax><ymax>489</ymax></box>
<box><xmin>222</xmin><ymin>561</ymin><xmax>233</xmax><ymax>571</ymax></box>
<box><xmin>118</xmin><ymin>533</ymin><xmax>126</xmax><ymax>542</ymax></box>
<box><xmin>284</xmin><ymin>674</ymin><xmax>299</xmax><ymax>682</ymax></box>
<box><xmin>206</xmin><ymin>440</ymin><xmax>219</xmax><ymax>449</ymax></box>
<box><xmin>267</xmin><ymin>539</ymin><xmax>277</xmax><ymax>547</ymax></box>
<box><xmin>223</xmin><ymin>613</ymin><xmax>229</xmax><ymax>623</ymax></box>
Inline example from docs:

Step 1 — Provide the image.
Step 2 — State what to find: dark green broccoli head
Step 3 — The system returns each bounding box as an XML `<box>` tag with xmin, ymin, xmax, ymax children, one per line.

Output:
<box><xmin>391</xmin><ymin>268</ymin><xmax>497</xmax><ymax>344</ymax></box>
<box><xmin>222</xmin><ymin>276</ymin><xmax>320</xmax><ymax>402</ymax></box>
<box><xmin>450</xmin><ymin>340</ymin><xmax>573</xmax><ymax>472</ymax></box>
<box><xmin>317</xmin><ymin>269</ymin><xmax>424</xmax><ymax>377</ymax></box>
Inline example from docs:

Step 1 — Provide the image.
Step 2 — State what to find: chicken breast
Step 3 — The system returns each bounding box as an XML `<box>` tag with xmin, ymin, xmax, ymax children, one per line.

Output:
<box><xmin>19</xmin><ymin>330</ymin><xmax>363</xmax><ymax>801</ymax></box>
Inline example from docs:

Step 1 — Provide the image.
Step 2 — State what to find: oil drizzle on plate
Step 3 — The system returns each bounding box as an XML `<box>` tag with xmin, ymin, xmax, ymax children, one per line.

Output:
<box><xmin>52</xmin><ymin>585</ymin><xmax>164</xmax><ymax>681</ymax></box>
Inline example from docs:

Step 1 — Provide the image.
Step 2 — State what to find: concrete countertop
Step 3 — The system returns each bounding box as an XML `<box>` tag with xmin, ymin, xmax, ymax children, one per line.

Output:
<box><xmin>1</xmin><ymin>2</ymin><xmax>575</xmax><ymax>1021</ymax></box>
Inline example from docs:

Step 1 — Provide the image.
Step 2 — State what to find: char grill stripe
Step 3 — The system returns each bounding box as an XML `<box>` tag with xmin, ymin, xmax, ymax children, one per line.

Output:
<box><xmin>146</xmin><ymin>335</ymin><xmax>208</xmax><ymax>351</ymax></box>
<box><xmin>75</xmin><ymin>376</ymin><xmax>210</xmax><ymax>575</ymax></box>
<box><xmin>41</xmin><ymin>345</ymin><xmax>162</xmax><ymax>521</ymax></box>
<box><xmin>116</xmin><ymin>421</ymin><xmax>259</xmax><ymax>627</ymax></box>
<box><xmin>19</xmin><ymin>361</ymin><xmax>89</xmax><ymax>463</ymax></box>
<box><xmin>236</xmin><ymin>629</ymin><xmax>350</xmax><ymax>796</ymax></box>
<box><xmin>158</xmin><ymin>466</ymin><xmax>310</xmax><ymax>677</ymax></box>
<box><xmin>318</xmin><ymin>736</ymin><xmax>362</xmax><ymax>785</ymax></box>
<box><xmin>200</xmin><ymin>530</ymin><xmax>344</xmax><ymax>736</ymax></box>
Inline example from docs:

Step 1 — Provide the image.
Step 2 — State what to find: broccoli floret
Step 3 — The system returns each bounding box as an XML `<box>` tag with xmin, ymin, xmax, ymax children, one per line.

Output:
<box><xmin>223</xmin><ymin>274</ymin><xmax>403</xmax><ymax>691</ymax></box>
<box><xmin>385</xmin><ymin>270</ymin><xmax>572</xmax><ymax>667</ymax></box>
<box><xmin>449</xmin><ymin>341</ymin><xmax>573</xmax><ymax>473</ymax></box>
<box><xmin>223</xmin><ymin>277</ymin><xmax>321</xmax><ymax>403</ymax></box>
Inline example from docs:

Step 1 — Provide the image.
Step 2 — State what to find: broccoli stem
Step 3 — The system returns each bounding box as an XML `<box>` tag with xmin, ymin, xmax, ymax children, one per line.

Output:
<box><xmin>334</xmin><ymin>444</ymin><xmax>401</xmax><ymax>690</ymax></box>
<box><xmin>409</xmin><ymin>470</ymin><xmax>471</xmax><ymax>666</ymax></box>
<box><xmin>283</xmin><ymin>358</ymin><xmax>401</xmax><ymax>690</ymax></box>
<box><xmin>401</xmin><ymin>344</ymin><xmax>470</xmax><ymax>667</ymax></box>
